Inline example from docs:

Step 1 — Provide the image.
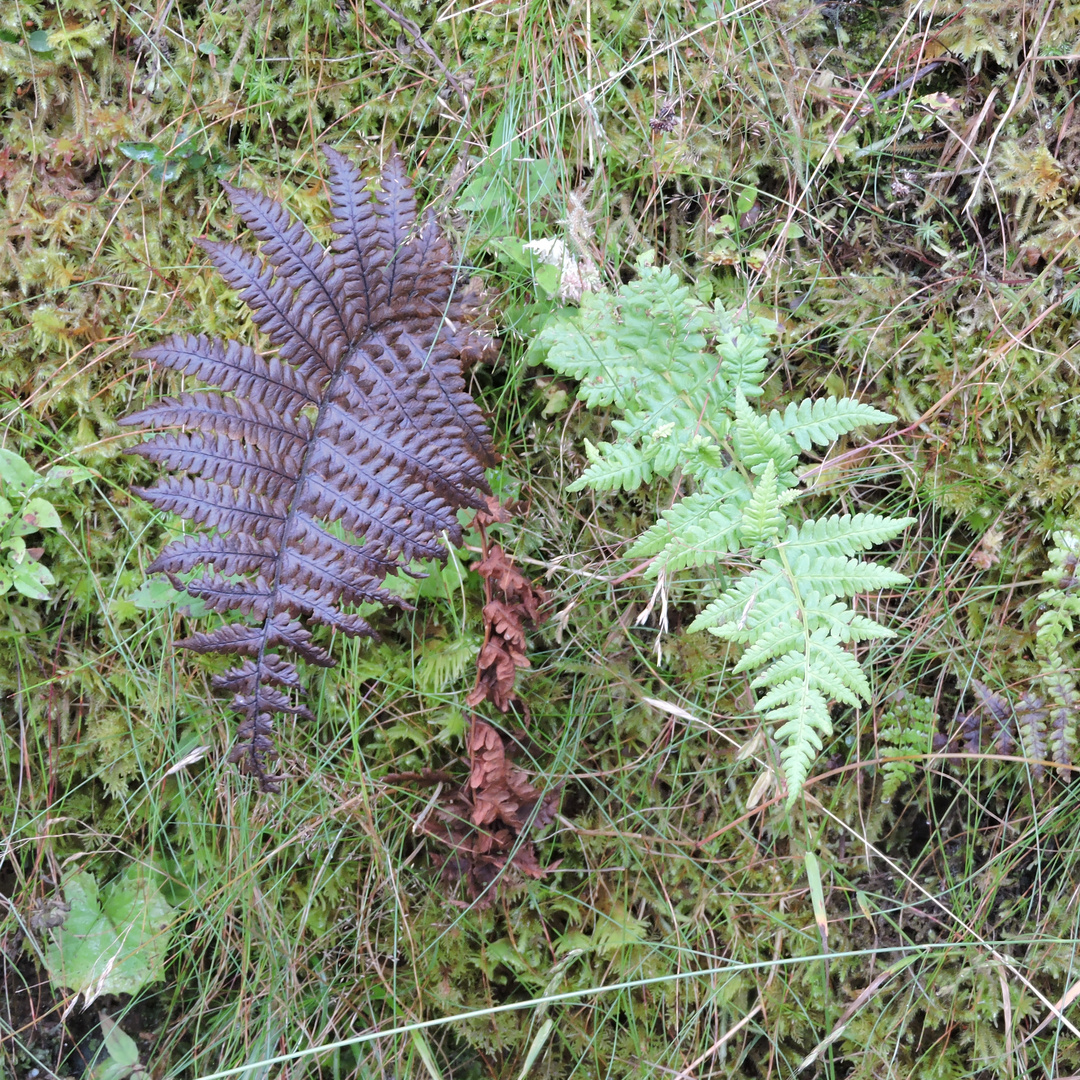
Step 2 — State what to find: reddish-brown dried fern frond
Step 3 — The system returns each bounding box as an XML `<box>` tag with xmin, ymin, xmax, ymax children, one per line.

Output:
<box><xmin>123</xmin><ymin>147</ymin><xmax>498</xmax><ymax>790</ymax></box>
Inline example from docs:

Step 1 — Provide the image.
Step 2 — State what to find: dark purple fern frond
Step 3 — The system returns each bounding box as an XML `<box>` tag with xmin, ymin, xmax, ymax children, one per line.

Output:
<box><xmin>123</xmin><ymin>149</ymin><xmax>497</xmax><ymax>791</ymax></box>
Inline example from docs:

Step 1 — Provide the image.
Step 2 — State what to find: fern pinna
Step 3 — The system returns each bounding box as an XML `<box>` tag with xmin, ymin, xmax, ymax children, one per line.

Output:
<box><xmin>123</xmin><ymin>148</ymin><xmax>497</xmax><ymax>790</ymax></box>
<box><xmin>535</xmin><ymin>254</ymin><xmax>913</xmax><ymax>805</ymax></box>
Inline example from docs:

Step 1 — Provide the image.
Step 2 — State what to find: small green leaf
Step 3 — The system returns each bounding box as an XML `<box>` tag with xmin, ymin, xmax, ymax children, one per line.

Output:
<box><xmin>2</xmin><ymin>536</ymin><xmax>26</xmax><ymax>559</ymax></box>
<box><xmin>492</xmin><ymin>235</ymin><xmax>531</xmax><ymax>270</ymax></box>
<box><xmin>27</xmin><ymin>29</ymin><xmax>53</xmax><ymax>54</ymax></box>
<box><xmin>198</xmin><ymin>41</ymin><xmax>220</xmax><ymax>56</ymax></box>
<box><xmin>128</xmin><ymin>578</ymin><xmax>185</xmax><ymax>610</ymax></box>
<box><xmin>151</xmin><ymin>159</ymin><xmax>185</xmax><ymax>183</ymax></box>
<box><xmin>100</xmin><ymin>1013</ymin><xmax>141</xmax><ymax>1069</ymax></box>
<box><xmin>127</xmin><ymin>578</ymin><xmax>209</xmax><ymax>617</ymax></box>
<box><xmin>735</xmin><ymin>185</ymin><xmax>758</xmax><ymax>215</ymax></box>
<box><xmin>0</xmin><ymin>449</ymin><xmax>40</xmax><ymax>495</ymax></box>
<box><xmin>119</xmin><ymin>142</ymin><xmax>165</xmax><ymax>165</ymax></box>
<box><xmin>11</xmin><ymin>559</ymin><xmax>54</xmax><ymax>600</ymax></box>
<box><xmin>17</xmin><ymin>497</ymin><xmax>62</xmax><ymax>533</ymax></box>
<box><xmin>43</xmin><ymin>463</ymin><xmax>95</xmax><ymax>488</ymax></box>
<box><xmin>534</xmin><ymin>264</ymin><xmax>562</xmax><ymax>298</ymax></box>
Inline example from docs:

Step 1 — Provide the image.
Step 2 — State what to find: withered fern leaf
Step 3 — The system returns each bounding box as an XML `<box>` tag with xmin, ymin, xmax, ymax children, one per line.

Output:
<box><xmin>123</xmin><ymin>148</ymin><xmax>498</xmax><ymax>791</ymax></box>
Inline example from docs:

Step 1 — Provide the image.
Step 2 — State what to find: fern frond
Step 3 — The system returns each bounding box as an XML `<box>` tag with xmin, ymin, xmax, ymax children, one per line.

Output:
<box><xmin>641</xmin><ymin>502</ymin><xmax>745</xmax><ymax>574</ymax></box>
<box><xmin>1043</xmin><ymin>665</ymin><xmax>1079</xmax><ymax>770</ymax></box>
<box><xmin>732</xmin><ymin>391</ymin><xmax>799</xmax><ymax>479</ymax></box>
<box><xmin>1015</xmin><ymin>691</ymin><xmax>1048</xmax><ymax>778</ymax></box>
<box><xmin>768</xmin><ymin>397</ymin><xmax>896</xmax><ymax>451</ymax></box>
<box><xmin>690</xmin><ymin>565</ymin><xmax>791</xmax><ymax>633</ymax></box>
<box><xmin>714</xmin><ymin>304</ymin><xmax>771</xmax><ymax>399</ymax></box>
<box><xmin>568</xmin><ymin>438</ymin><xmax>655</xmax><ymax>493</ymax></box>
<box><xmin>783</xmin><ymin>513</ymin><xmax>916</xmax><ymax>558</ymax></box>
<box><xmin>752</xmin><ymin>634</ymin><xmax>871</xmax><ymax>708</ymax></box>
<box><xmin>125</xmin><ymin>150</ymin><xmax>496</xmax><ymax>791</ymax></box>
<box><xmin>536</xmin><ymin>258</ymin><xmax>908</xmax><ymax>807</ymax></box>
<box><xmin>787</xmin><ymin>554</ymin><xmax>908</xmax><ymax>597</ymax></box>
<box><xmin>732</xmin><ymin>622</ymin><xmax>808</xmax><ymax>671</ymax></box>
<box><xmin>798</xmin><ymin>593</ymin><xmax>897</xmax><ymax>643</ymax></box>
<box><xmin>877</xmin><ymin>694</ymin><xmax>937</xmax><ymax>803</ymax></box>
<box><xmin>768</xmin><ymin>682</ymin><xmax>834</xmax><ymax>802</ymax></box>
<box><xmin>739</xmin><ymin>460</ymin><xmax>783</xmax><ymax>546</ymax></box>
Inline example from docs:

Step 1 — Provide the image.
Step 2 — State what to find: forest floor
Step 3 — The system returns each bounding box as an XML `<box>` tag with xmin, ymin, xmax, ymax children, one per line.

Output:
<box><xmin>4</xmin><ymin>0</ymin><xmax>1080</xmax><ymax>1077</ymax></box>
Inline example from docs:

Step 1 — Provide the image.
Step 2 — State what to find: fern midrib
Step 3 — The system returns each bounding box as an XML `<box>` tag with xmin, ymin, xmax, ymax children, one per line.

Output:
<box><xmin>248</xmin><ymin>337</ymin><xmax>370</xmax><ymax>717</ymax></box>
<box><xmin>774</xmin><ymin>541</ymin><xmax>813</xmax><ymax>695</ymax></box>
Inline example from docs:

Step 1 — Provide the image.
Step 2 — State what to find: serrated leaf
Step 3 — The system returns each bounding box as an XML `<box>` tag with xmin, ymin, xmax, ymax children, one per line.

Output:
<box><xmin>766</xmin><ymin>681</ymin><xmax>834</xmax><ymax>806</ymax></box>
<box><xmin>732</xmin><ymin>390</ymin><xmax>798</xmax><ymax>478</ymax></box>
<box><xmin>690</xmin><ymin>562</ymin><xmax>790</xmax><ymax>632</ymax></box>
<box><xmin>800</xmin><ymin>594</ymin><xmax>896</xmax><ymax>642</ymax></box>
<box><xmin>783</xmin><ymin>513</ymin><xmax>915</xmax><ymax>557</ymax></box>
<box><xmin>43</xmin><ymin>868</ymin><xmax>176</xmax><ymax>1002</ymax></box>
<box><xmin>789</xmin><ymin>553</ymin><xmax>907</xmax><ymax>596</ymax></box>
<box><xmin>568</xmin><ymin>439</ymin><xmax>654</xmax><ymax>492</ymax></box>
<box><xmin>733</xmin><ymin>622</ymin><xmax>805</xmax><ymax>671</ymax></box>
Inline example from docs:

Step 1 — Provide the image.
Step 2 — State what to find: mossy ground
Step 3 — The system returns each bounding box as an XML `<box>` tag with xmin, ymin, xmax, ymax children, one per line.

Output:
<box><xmin>4</xmin><ymin>0</ymin><xmax>1080</xmax><ymax>1077</ymax></box>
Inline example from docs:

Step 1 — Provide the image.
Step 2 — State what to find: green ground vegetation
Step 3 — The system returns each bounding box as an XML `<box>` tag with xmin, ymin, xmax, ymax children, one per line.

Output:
<box><xmin>4</xmin><ymin>0</ymin><xmax>1080</xmax><ymax>1077</ymax></box>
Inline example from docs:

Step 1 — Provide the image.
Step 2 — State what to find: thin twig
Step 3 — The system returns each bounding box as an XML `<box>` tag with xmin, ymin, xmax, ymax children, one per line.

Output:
<box><xmin>841</xmin><ymin>59</ymin><xmax>948</xmax><ymax>131</ymax></box>
<box><xmin>367</xmin><ymin>0</ymin><xmax>470</xmax><ymax>113</ymax></box>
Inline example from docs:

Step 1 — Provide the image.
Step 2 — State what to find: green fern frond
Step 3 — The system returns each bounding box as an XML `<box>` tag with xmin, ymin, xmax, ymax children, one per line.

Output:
<box><xmin>733</xmin><ymin>622</ymin><xmax>809</xmax><ymax>671</ymax></box>
<box><xmin>768</xmin><ymin>682</ymin><xmax>834</xmax><ymax>801</ymax></box>
<box><xmin>752</xmin><ymin>634</ymin><xmax>871</xmax><ymax>707</ymax></box>
<box><xmin>740</xmin><ymin>461</ymin><xmax>784</xmax><ymax>545</ymax></box>
<box><xmin>786</xmin><ymin>554</ymin><xmax>908</xmax><ymax>597</ymax></box>
<box><xmin>568</xmin><ymin>439</ymin><xmax>655</xmax><ymax>492</ymax></box>
<box><xmin>628</xmin><ymin>488</ymin><xmax>745</xmax><ymax>565</ymax></box>
<box><xmin>784</xmin><ymin>513</ymin><xmax>916</xmax><ymax>558</ymax></box>
<box><xmin>798</xmin><ymin>594</ymin><xmax>897</xmax><ymax>643</ymax></box>
<box><xmin>732</xmin><ymin>391</ymin><xmax>799</xmax><ymax>479</ymax></box>
<box><xmin>689</xmin><ymin>567</ymin><xmax>791</xmax><ymax>633</ymax></box>
<box><xmin>768</xmin><ymin>397</ymin><xmax>897</xmax><ymax>451</ymax></box>
<box><xmin>877</xmin><ymin>694</ymin><xmax>938</xmax><ymax>803</ymax></box>
<box><xmin>714</xmin><ymin>304</ymin><xmax>771</xmax><ymax>399</ymax></box>
<box><xmin>534</xmin><ymin>259</ymin><xmax>909</xmax><ymax>807</ymax></box>
<box><xmin>643</xmin><ymin>504</ymin><xmax>745</xmax><ymax>574</ymax></box>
